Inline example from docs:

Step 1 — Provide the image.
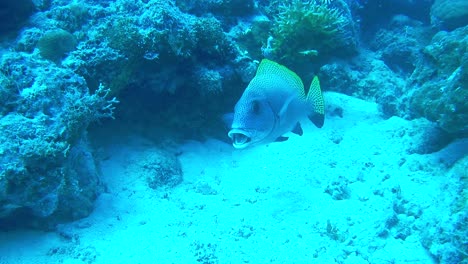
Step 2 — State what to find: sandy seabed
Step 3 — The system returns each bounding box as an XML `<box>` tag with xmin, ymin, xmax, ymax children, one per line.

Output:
<box><xmin>0</xmin><ymin>92</ymin><xmax>466</xmax><ymax>264</ymax></box>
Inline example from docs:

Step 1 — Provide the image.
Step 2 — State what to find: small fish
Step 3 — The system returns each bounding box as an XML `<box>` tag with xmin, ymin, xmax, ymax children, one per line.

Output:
<box><xmin>227</xmin><ymin>59</ymin><xmax>325</xmax><ymax>149</ymax></box>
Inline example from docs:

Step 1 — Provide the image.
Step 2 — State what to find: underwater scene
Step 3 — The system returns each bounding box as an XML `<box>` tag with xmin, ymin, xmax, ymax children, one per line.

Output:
<box><xmin>0</xmin><ymin>0</ymin><xmax>467</xmax><ymax>263</ymax></box>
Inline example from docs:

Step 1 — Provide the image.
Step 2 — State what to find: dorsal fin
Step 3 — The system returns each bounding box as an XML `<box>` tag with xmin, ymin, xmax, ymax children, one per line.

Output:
<box><xmin>256</xmin><ymin>59</ymin><xmax>305</xmax><ymax>97</ymax></box>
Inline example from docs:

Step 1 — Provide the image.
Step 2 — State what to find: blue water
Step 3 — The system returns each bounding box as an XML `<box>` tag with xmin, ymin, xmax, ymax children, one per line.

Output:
<box><xmin>0</xmin><ymin>0</ymin><xmax>466</xmax><ymax>263</ymax></box>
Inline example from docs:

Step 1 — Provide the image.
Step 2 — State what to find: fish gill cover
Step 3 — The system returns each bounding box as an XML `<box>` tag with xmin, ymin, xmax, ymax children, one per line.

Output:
<box><xmin>0</xmin><ymin>0</ymin><xmax>466</xmax><ymax>263</ymax></box>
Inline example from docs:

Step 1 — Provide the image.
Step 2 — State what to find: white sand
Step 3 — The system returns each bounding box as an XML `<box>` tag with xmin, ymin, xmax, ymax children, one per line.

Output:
<box><xmin>0</xmin><ymin>92</ymin><xmax>465</xmax><ymax>264</ymax></box>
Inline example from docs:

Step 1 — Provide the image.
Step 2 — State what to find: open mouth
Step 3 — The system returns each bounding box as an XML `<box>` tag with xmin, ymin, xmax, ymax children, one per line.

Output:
<box><xmin>228</xmin><ymin>129</ymin><xmax>251</xmax><ymax>148</ymax></box>
<box><xmin>232</xmin><ymin>133</ymin><xmax>251</xmax><ymax>146</ymax></box>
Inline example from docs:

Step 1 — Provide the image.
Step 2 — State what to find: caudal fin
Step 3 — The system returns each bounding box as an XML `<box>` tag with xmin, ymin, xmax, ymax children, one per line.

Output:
<box><xmin>307</xmin><ymin>76</ymin><xmax>325</xmax><ymax>128</ymax></box>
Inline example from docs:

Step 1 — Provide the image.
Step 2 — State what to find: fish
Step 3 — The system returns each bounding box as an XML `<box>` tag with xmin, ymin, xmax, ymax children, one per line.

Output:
<box><xmin>226</xmin><ymin>59</ymin><xmax>325</xmax><ymax>149</ymax></box>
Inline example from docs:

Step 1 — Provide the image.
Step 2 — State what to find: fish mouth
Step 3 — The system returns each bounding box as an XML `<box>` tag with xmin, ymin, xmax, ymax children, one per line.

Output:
<box><xmin>228</xmin><ymin>129</ymin><xmax>252</xmax><ymax>148</ymax></box>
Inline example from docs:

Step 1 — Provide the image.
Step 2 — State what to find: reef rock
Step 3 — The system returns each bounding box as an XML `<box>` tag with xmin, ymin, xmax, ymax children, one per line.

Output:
<box><xmin>431</xmin><ymin>0</ymin><xmax>468</xmax><ymax>30</ymax></box>
<box><xmin>409</xmin><ymin>25</ymin><xmax>468</xmax><ymax>135</ymax></box>
<box><xmin>0</xmin><ymin>52</ymin><xmax>116</xmax><ymax>229</ymax></box>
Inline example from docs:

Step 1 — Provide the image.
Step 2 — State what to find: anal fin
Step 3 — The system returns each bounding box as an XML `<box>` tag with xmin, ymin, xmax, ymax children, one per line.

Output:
<box><xmin>291</xmin><ymin>122</ymin><xmax>303</xmax><ymax>136</ymax></box>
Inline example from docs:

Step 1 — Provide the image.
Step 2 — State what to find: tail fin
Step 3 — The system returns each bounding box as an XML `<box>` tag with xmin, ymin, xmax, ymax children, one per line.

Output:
<box><xmin>307</xmin><ymin>76</ymin><xmax>325</xmax><ymax>128</ymax></box>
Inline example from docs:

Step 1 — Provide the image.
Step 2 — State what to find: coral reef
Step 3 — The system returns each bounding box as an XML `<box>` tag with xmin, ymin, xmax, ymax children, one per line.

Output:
<box><xmin>320</xmin><ymin>13</ymin><xmax>466</xmax><ymax>136</ymax></box>
<box><xmin>319</xmin><ymin>51</ymin><xmax>407</xmax><ymax>117</ymax></box>
<box><xmin>431</xmin><ymin>0</ymin><xmax>468</xmax><ymax>30</ymax></box>
<box><xmin>369</xmin><ymin>15</ymin><xmax>432</xmax><ymax>75</ymax></box>
<box><xmin>0</xmin><ymin>52</ymin><xmax>117</xmax><ymax>228</ymax></box>
<box><xmin>38</xmin><ymin>29</ymin><xmax>77</xmax><ymax>63</ymax></box>
<box><xmin>269</xmin><ymin>0</ymin><xmax>357</xmax><ymax>67</ymax></box>
<box><xmin>232</xmin><ymin>15</ymin><xmax>272</xmax><ymax>60</ymax></box>
<box><xmin>141</xmin><ymin>149</ymin><xmax>183</xmax><ymax>189</ymax></box>
<box><xmin>176</xmin><ymin>0</ymin><xmax>255</xmax><ymax>19</ymax></box>
<box><xmin>357</xmin><ymin>0</ymin><xmax>432</xmax><ymax>34</ymax></box>
<box><xmin>51</xmin><ymin>0</ymin><xmax>242</xmax><ymax>139</ymax></box>
<box><xmin>409</xmin><ymin>25</ymin><xmax>468</xmax><ymax>135</ymax></box>
<box><xmin>0</xmin><ymin>0</ymin><xmax>465</xmax><ymax>239</ymax></box>
<box><xmin>194</xmin><ymin>67</ymin><xmax>224</xmax><ymax>96</ymax></box>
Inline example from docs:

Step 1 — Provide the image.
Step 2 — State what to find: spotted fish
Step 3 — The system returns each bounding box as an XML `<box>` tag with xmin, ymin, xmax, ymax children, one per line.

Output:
<box><xmin>227</xmin><ymin>59</ymin><xmax>324</xmax><ymax>149</ymax></box>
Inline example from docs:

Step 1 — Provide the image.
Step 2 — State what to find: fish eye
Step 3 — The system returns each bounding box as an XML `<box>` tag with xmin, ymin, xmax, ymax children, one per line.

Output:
<box><xmin>251</xmin><ymin>100</ymin><xmax>260</xmax><ymax>114</ymax></box>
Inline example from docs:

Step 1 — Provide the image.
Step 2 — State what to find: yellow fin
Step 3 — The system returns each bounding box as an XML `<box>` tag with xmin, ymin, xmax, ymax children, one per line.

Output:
<box><xmin>256</xmin><ymin>59</ymin><xmax>305</xmax><ymax>97</ymax></box>
<box><xmin>307</xmin><ymin>76</ymin><xmax>325</xmax><ymax>127</ymax></box>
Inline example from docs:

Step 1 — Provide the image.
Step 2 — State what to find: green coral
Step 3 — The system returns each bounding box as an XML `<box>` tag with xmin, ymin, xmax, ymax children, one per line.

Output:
<box><xmin>38</xmin><ymin>29</ymin><xmax>77</xmax><ymax>63</ymax></box>
<box><xmin>270</xmin><ymin>0</ymin><xmax>349</xmax><ymax>64</ymax></box>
